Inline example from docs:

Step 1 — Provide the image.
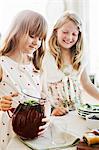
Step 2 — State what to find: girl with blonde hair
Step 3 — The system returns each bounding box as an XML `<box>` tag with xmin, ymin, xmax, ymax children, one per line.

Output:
<box><xmin>0</xmin><ymin>10</ymin><xmax>49</xmax><ymax>149</ymax></box>
<box><xmin>42</xmin><ymin>11</ymin><xmax>99</xmax><ymax>116</ymax></box>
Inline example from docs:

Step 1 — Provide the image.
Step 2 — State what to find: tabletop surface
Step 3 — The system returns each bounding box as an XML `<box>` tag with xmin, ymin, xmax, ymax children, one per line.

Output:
<box><xmin>6</xmin><ymin>111</ymin><xmax>89</xmax><ymax>150</ymax></box>
<box><xmin>0</xmin><ymin>87</ymin><xmax>99</xmax><ymax>150</ymax></box>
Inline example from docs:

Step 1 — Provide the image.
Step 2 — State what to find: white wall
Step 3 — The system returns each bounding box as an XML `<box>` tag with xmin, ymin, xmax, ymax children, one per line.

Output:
<box><xmin>89</xmin><ymin>0</ymin><xmax>99</xmax><ymax>84</ymax></box>
<box><xmin>0</xmin><ymin>0</ymin><xmax>48</xmax><ymax>37</ymax></box>
<box><xmin>2</xmin><ymin>0</ymin><xmax>99</xmax><ymax>83</ymax></box>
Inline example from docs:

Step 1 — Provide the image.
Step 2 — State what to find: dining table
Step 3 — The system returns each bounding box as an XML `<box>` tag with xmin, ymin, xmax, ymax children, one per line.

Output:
<box><xmin>5</xmin><ymin>110</ymin><xmax>90</xmax><ymax>150</ymax></box>
<box><xmin>6</xmin><ymin>111</ymin><xmax>88</xmax><ymax>150</ymax></box>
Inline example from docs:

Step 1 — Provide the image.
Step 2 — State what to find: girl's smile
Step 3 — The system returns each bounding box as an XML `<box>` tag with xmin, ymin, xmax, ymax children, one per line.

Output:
<box><xmin>57</xmin><ymin>20</ymin><xmax>79</xmax><ymax>50</ymax></box>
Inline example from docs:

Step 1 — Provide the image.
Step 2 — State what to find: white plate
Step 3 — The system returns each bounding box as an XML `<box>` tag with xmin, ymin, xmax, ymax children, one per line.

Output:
<box><xmin>77</xmin><ymin>104</ymin><xmax>99</xmax><ymax>119</ymax></box>
<box><xmin>78</xmin><ymin>104</ymin><xmax>99</xmax><ymax>113</ymax></box>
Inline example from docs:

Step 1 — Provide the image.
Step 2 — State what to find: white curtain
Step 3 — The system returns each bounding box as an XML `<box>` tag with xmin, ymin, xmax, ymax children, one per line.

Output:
<box><xmin>89</xmin><ymin>0</ymin><xmax>99</xmax><ymax>85</ymax></box>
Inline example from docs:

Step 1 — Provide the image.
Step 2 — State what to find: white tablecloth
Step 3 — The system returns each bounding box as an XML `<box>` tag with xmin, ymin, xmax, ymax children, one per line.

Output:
<box><xmin>0</xmin><ymin>88</ymin><xmax>98</xmax><ymax>150</ymax></box>
<box><xmin>5</xmin><ymin>111</ymin><xmax>88</xmax><ymax>150</ymax></box>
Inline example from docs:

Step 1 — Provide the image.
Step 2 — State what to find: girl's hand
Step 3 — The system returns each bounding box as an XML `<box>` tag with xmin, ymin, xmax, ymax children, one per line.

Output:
<box><xmin>0</xmin><ymin>92</ymin><xmax>18</xmax><ymax>111</ymax></box>
<box><xmin>52</xmin><ymin>106</ymin><xmax>68</xmax><ymax>116</ymax></box>
<box><xmin>38</xmin><ymin>117</ymin><xmax>50</xmax><ymax>135</ymax></box>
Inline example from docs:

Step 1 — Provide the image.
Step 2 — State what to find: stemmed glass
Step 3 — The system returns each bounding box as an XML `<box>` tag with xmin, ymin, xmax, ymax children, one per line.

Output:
<box><xmin>16</xmin><ymin>89</ymin><xmax>68</xmax><ymax>148</ymax></box>
<box><xmin>21</xmin><ymin>90</ymin><xmax>53</xmax><ymax>144</ymax></box>
<box><xmin>50</xmin><ymin>116</ymin><xmax>67</xmax><ymax>146</ymax></box>
<box><xmin>17</xmin><ymin>89</ymin><xmax>68</xmax><ymax>146</ymax></box>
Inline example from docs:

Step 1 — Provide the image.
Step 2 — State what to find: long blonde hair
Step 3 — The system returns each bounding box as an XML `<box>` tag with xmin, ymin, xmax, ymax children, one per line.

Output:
<box><xmin>49</xmin><ymin>12</ymin><xmax>83</xmax><ymax>70</ymax></box>
<box><xmin>0</xmin><ymin>10</ymin><xmax>47</xmax><ymax>70</ymax></box>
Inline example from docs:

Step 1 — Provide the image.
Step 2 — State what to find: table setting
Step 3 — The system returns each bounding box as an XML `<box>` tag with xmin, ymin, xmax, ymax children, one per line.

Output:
<box><xmin>19</xmin><ymin>116</ymin><xmax>80</xmax><ymax>150</ymax></box>
<box><xmin>5</xmin><ymin>93</ymin><xmax>99</xmax><ymax>150</ymax></box>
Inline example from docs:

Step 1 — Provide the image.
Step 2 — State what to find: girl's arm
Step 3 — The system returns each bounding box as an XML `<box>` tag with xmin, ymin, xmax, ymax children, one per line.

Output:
<box><xmin>0</xmin><ymin>65</ymin><xmax>18</xmax><ymax>111</ymax></box>
<box><xmin>80</xmin><ymin>68</ymin><xmax>99</xmax><ymax>100</ymax></box>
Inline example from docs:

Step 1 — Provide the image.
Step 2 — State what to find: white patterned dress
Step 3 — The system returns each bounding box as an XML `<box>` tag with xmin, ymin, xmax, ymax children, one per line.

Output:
<box><xmin>0</xmin><ymin>56</ymin><xmax>41</xmax><ymax>150</ymax></box>
<box><xmin>42</xmin><ymin>52</ymin><xmax>86</xmax><ymax>111</ymax></box>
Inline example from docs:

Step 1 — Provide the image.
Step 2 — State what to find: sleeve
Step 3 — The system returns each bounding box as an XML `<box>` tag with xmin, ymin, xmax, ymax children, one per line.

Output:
<box><xmin>42</xmin><ymin>51</ymin><xmax>64</xmax><ymax>83</ymax></box>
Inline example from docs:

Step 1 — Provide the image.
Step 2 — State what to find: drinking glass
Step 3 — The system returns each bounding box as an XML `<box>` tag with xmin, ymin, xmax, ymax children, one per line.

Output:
<box><xmin>50</xmin><ymin>116</ymin><xmax>67</xmax><ymax>145</ymax></box>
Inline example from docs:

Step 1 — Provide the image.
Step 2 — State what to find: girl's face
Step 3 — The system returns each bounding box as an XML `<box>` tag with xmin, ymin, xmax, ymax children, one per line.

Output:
<box><xmin>21</xmin><ymin>35</ymin><xmax>41</xmax><ymax>54</ymax></box>
<box><xmin>57</xmin><ymin>20</ymin><xmax>79</xmax><ymax>50</ymax></box>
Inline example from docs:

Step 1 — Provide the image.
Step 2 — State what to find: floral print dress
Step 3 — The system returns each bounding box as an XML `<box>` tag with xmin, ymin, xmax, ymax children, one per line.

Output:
<box><xmin>42</xmin><ymin>52</ymin><xmax>85</xmax><ymax>112</ymax></box>
<box><xmin>48</xmin><ymin>64</ymin><xmax>82</xmax><ymax>111</ymax></box>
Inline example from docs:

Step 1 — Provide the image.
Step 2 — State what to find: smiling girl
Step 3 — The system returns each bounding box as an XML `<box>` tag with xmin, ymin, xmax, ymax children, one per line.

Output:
<box><xmin>42</xmin><ymin>12</ymin><xmax>99</xmax><ymax>116</ymax></box>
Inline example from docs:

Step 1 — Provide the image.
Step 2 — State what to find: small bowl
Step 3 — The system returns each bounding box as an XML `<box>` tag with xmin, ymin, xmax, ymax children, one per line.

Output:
<box><xmin>86</xmin><ymin>113</ymin><xmax>99</xmax><ymax>129</ymax></box>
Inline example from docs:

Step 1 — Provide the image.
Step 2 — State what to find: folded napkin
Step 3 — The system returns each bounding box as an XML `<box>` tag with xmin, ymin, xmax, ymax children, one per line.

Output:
<box><xmin>20</xmin><ymin>116</ymin><xmax>80</xmax><ymax>150</ymax></box>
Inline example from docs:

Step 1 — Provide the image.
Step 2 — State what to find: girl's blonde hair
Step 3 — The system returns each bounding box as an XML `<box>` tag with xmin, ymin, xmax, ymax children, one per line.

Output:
<box><xmin>0</xmin><ymin>10</ymin><xmax>47</xmax><ymax>70</ymax></box>
<box><xmin>49</xmin><ymin>12</ymin><xmax>83</xmax><ymax>70</ymax></box>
